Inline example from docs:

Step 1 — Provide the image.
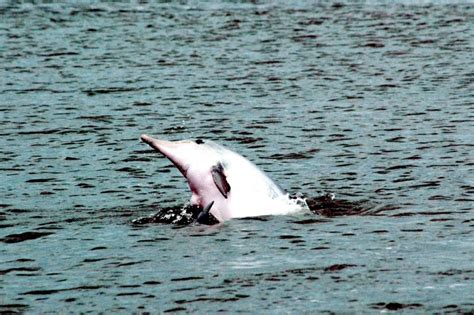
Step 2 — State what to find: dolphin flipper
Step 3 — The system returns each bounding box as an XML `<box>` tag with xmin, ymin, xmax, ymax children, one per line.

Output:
<box><xmin>196</xmin><ymin>201</ymin><xmax>215</xmax><ymax>224</ymax></box>
<box><xmin>211</xmin><ymin>163</ymin><xmax>231</xmax><ymax>198</ymax></box>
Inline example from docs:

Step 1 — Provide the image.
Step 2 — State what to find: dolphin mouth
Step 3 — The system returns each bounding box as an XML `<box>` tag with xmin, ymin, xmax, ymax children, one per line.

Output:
<box><xmin>140</xmin><ymin>134</ymin><xmax>161</xmax><ymax>151</ymax></box>
<box><xmin>140</xmin><ymin>134</ymin><xmax>189</xmax><ymax>177</ymax></box>
<box><xmin>140</xmin><ymin>134</ymin><xmax>173</xmax><ymax>154</ymax></box>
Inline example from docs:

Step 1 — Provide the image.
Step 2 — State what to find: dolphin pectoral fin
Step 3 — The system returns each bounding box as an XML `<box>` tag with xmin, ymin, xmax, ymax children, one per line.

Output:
<box><xmin>211</xmin><ymin>163</ymin><xmax>231</xmax><ymax>198</ymax></box>
<box><xmin>196</xmin><ymin>201</ymin><xmax>214</xmax><ymax>224</ymax></box>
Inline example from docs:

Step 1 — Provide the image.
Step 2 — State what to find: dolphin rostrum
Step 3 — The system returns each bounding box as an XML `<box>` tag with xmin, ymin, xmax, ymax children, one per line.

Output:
<box><xmin>140</xmin><ymin>134</ymin><xmax>307</xmax><ymax>222</ymax></box>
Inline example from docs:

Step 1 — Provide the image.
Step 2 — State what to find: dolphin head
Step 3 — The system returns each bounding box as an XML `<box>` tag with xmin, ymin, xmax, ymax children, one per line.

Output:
<box><xmin>140</xmin><ymin>134</ymin><xmax>220</xmax><ymax>177</ymax></box>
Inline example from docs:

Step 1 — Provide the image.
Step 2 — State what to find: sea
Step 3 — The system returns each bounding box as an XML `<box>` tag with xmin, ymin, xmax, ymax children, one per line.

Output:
<box><xmin>1</xmin><ymin>0</ymin><xmax>473</xmax><ymax>313</ymax></box>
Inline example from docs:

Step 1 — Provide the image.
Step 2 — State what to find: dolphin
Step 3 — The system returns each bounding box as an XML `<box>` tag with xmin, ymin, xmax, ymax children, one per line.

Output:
<box><xmin>140</xmin><ymin>134</ymin><xmax>307</xmax><ymax>222</ymax></box>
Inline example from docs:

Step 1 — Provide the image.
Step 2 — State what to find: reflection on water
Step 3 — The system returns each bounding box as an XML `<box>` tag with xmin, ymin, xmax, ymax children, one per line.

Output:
<box><xmin>1</xmin><ymin>1</ymin><xmax>473</xmax><ymax>313</ymax></box>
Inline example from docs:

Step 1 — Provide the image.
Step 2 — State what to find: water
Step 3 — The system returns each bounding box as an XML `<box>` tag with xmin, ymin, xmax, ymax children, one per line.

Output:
<box><xmin>1</xmin><ymin>1</ymin><xmax>473</xmax><ymax>313</ymax></box>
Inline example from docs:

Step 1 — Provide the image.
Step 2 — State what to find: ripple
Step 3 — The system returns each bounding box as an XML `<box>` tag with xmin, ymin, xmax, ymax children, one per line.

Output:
<box><xmin>1</xmin><ymin>1</ymin><xmax>472</xmax><ymax>313</ymax></box>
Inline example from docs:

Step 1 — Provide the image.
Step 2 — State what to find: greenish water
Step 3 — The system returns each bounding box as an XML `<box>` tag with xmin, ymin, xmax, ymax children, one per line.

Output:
<box><xmin>1</xmin><ymin>1</ymin><xmax>473</xmax><ymax>313</ymax></box>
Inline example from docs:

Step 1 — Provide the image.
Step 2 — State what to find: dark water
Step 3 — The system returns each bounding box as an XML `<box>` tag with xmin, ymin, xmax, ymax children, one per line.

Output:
<box><xmin>1</xmin><ymin>1</ymin><xmax>473</xmax><ymax>313</ymax></box>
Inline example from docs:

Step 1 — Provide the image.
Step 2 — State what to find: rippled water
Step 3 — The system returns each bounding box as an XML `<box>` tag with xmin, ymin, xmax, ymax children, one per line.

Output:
<box><xmin>1</xmin><ymin>1</ymin><xmax>473</xmax><ymax>313</ymax></box>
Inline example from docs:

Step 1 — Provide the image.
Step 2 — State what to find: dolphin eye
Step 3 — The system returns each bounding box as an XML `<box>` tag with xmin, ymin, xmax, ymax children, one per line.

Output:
<box><xmin>195</xmin><ymin>139</ymin><xmax>204</xmax><ymax>144</ymax></box>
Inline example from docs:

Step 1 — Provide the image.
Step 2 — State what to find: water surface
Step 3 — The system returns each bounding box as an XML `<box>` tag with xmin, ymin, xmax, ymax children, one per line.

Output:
<box><xmin>1</xmin><ymin>1</ymin><xmax>473</xmax><ymax>313</ymax></box>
